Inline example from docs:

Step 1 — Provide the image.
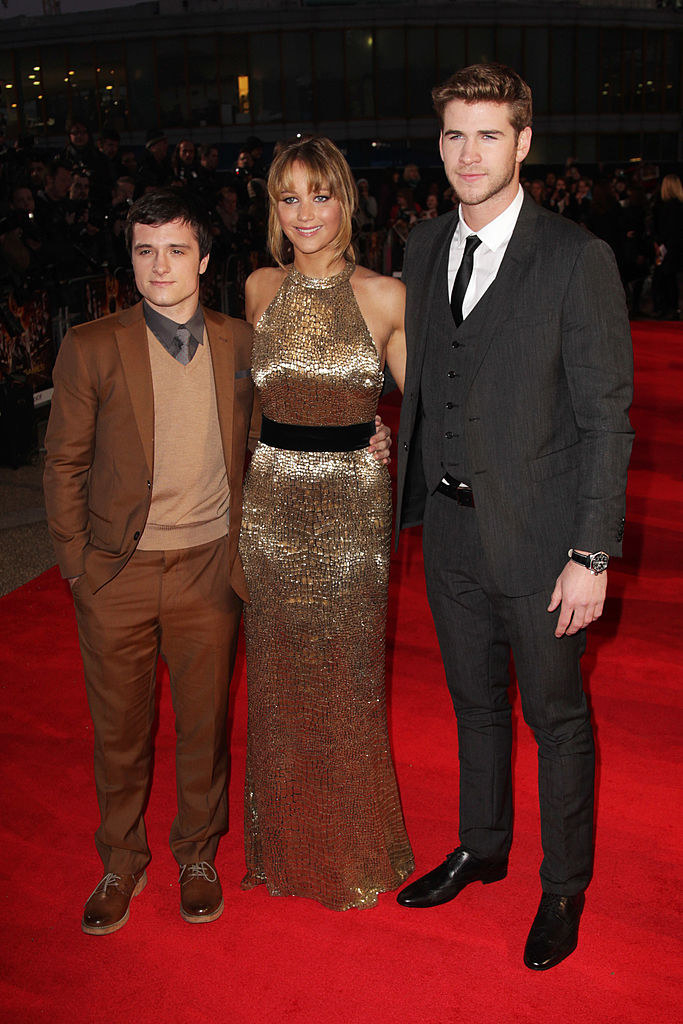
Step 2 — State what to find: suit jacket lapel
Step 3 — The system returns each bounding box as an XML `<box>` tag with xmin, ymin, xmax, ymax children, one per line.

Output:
<box><xmin>461</xmin><ymin>195</ymin><xmax>540</xmax><ymax>392</ymax></box>
<box><xmin>204</xmin><ymin>306</ymin><xmax>235</xmax><ymax>478</ymax></box>
<box><xmin>115</xmin><ymin>302</ymin><xmax>154</xmax><ymax>473</ymax></box>
<box><xmin>409</xmin><ymin>213</ymin><xmax>457</xmax><ymax>370</ymax></box>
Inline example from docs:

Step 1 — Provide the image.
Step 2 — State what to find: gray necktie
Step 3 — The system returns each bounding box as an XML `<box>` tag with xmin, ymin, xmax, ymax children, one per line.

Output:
<box><xmin>172</xmin><ymin>326</ymin><xmax>192</xmax><ymax>365</ymax></box>
<box><xmin>450</xmin><ymin>234</ymin><xmax>481</xmax><ymax>327</ymax></box>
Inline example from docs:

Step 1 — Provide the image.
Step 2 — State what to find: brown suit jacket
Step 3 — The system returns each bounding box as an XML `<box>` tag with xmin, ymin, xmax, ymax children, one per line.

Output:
<box><xmin>44</xmin><ymin>301</ymin><xmax>254</xmax><ymax>600</ymax></box>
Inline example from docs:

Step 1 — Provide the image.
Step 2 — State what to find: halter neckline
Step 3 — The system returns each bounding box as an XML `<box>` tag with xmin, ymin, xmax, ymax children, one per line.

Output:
<box><xmin>288</xmin><ymin>262</ymin><xmax>354</xmax><ymax>290</ymax></box>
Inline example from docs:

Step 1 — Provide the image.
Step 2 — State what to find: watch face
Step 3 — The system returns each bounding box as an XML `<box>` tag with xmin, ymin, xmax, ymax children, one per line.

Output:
<box><xmin>590</xmin><ymin>552</ymin><xmax>609</xmax><ymax>574</ymax></box>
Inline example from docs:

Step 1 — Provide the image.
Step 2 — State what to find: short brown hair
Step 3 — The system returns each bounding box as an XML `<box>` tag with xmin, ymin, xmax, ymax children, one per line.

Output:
<box><xmin>432</xmin><ymin>63</ymin><xmax>533</xmax><ymax>135</ymax></box>
<box><xmin>266</xmin><ymin>135</ymin><xmax>357</xmax><ymax>268</ymax></box>
<box><xmin>125</xmin><ymin>187</ymin><xmax>212</xmax><ymax>259</ymax></box>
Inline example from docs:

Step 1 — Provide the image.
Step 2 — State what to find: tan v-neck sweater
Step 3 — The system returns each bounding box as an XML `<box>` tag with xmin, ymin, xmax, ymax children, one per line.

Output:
<box><xmin>138</xmin><ymin>327</ymin><xmax>229</xmax><ymax>550</ymax></box>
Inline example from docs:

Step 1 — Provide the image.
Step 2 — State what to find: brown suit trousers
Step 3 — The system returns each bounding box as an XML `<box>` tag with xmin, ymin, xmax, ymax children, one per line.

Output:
<box><xmin>73</xmin><ymin>537</ymin><xmax>241</xmax><ymax>873</ymax></box>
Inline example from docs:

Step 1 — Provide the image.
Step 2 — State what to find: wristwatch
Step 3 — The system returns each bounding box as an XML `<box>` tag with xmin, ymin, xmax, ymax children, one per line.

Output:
<box><xmin>568</xmin><ymin>549</ymin><xmax>609</xmax><ymax>575</ymax></box>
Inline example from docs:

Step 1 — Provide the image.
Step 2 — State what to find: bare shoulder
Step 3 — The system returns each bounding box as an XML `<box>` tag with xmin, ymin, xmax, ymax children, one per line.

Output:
<box><xmin>352</xmin><ymin>266</ymin><xmax>405</xmax><ymax>313</ymax></box>
<box><xmin>351</xmin><ymin>265</ymin><xmax>405</xmax><ymax>303</ymax></box>
<box><xmin>245</xmin><ymin>266</ymin><xmax>287</xmax><ymax>324</ymax></box>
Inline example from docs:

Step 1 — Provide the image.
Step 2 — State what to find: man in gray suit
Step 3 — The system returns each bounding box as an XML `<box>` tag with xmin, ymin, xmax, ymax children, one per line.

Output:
<box><xmin>395</xmin><ymin>64</ymin><xmax>634</xmax><ymax>970</ymax></box>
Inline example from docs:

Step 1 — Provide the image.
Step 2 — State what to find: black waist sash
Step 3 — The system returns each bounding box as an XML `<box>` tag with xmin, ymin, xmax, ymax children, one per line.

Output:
<box><xmin>260</xmin><ymin>415</ymin><xmax>374</xmax><ymax>452</ymax></box>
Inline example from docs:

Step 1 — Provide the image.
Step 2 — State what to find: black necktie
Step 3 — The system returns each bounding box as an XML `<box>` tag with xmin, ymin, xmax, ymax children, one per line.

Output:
<box><xmin>450</xmin><ymin>234</ymin><xmax>481</xmax><ymax>327</ymax></box>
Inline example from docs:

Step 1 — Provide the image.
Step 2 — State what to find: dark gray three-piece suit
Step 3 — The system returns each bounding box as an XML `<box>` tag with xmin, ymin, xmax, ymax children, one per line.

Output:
<box><xmin>397</xmin><ymin>194</ymin><xmax>634</xmax><ymax>894</ymax></box>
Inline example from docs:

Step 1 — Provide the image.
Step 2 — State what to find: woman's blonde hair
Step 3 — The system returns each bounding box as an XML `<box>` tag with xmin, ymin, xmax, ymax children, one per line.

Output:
<box><xmin>661</xmin><ymin>173</ymin><xmax>683</xmax><ymax>203</ymax></box>
<box><xmin>267</xmin><ymin>135</ymin><xmax>357</xmax><ymax>267</ymax></box>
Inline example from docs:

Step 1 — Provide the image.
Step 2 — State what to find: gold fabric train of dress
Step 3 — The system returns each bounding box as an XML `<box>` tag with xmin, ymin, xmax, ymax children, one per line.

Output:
<box><xmin>239</xmin><ymin>262</ymin><xmax>414</xmax><ymax>910</ymax></box>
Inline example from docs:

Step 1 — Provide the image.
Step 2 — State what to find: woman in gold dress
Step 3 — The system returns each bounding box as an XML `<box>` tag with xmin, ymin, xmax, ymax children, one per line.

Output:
<box><xmin>239</xmin><ymin>137</ymin><xmax>413</xmax><ymax>910</ymax></box>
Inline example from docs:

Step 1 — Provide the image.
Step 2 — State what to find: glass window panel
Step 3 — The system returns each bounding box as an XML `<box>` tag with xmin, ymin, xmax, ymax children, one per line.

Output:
<box><xmin>437</xmin><ymin>27</ymin><xmax>465</xmax><ymax>84</ymax></box>
<box><xmin>545</xmin><ymin>133</ymin><xmax>573</xmax><ymax>164</ymax></box>
<box><xmin>598</xmin><ymin>134</ymin><xmax>621</xmax><ymax>162</ymax></box>
<box><xmin>156</xmin><ymin>38</ymin><xmax>188</xmax><ymax>128</ymax></box>
<box><xmin>599</xmin><ymin>28</ymin><xmax>623</xmax><ymax>114</ymax></box>
<box><xmin>576</xmin><ymin>29</ymin><xmax>599</xmax><ymax>115</ymax></box>
<box><xmin>524</xmin><ymin>28</ymin><xmax>549</xmax><ymax>115</ymax></box>
<box><xmin>407</xmin><ymin>28</ymin><xmax>436</xmax><ymax>119</ymax></box>
<box><xmin>575</xmin><ymin>133</ymin><xmax>598</xmax><ymax>164</ymax></box>
<box><xmin>282</xmin><ymin>31</ymin><xmax>313</xmax><ymax>123</ymax></box>
<box><xmin>186</xmin><ymin>35</ymin><xmax>219</xmax><ymax>128</ymax></box>
<box><xmin>496</xmin><ymin>27</ymin><xmax>523</xmax><ymax>70</ymax></box>
<box><xmin>662</xmin><ymin>32</ymin><xmax>680</xmax><ymax>114</ymax></box>
<box><xmin>623</xmin><ymin>28</ymin><xmax>644</xmax><ymax>114</ymax></box>
<box><xmin>40</xmin><ymin>45</ymin><xmax>68</xmax><ymax>135</ymax></box>
<box><xmin>66</xmin><ymin>44</ymin><xmax>98</xmax><ymax>130</ymax></box>
<box><xmin>659</xmin><ymin>132</ymin><xmax>678</xmax><ymax>162</ymax></box>
<box><xmin>550</xmin><ymin>29</ymin><xmax>574</xmax><ymax>115</ymax></box>
<box><xmin>95</xmin><ymin>41</ymin><xmax>127</xmax><ymax>132</ymax></box>
<box><xmin>251</xmin><ymin>33</ymin><xmax>282</xmax><ymax>122</ymax></box>
<box><xmin>643</xmin><ymin>31</ymin><xmax>664</xmax><ymax>114</ymax></box>
<box><xmin>525</xmin><ymin>132</ymin><xmax>547</xmax><ymax>165</ymax></box>
<box><xmin>217</xmin><ymin>34</ymin><xmax>249</xmax><ymax>126</ymax></box>
<box><xmin>345</xmin><ymin>29</ymin><xmax>374</xmax><ymax>119</ymax></box>
<box><xmin>375</xmin><ymin>29</ymin><xmax>404</xmax><ymax>118</ymax></box>
<box><xmin>313</xmin><ymin>31</ymin><xmax>344</xmax><ymax>121</ymax></box>
<box><xmin>621</xmin><ymin>133</ymin><xmax>641</xmax><ymax>162</ymax></box>
<box><xmin>15</xmin><ymin>50</ymin><xmax>47</xmax><ymax>134</ymax></box>
<box><xmin>0</xmin><ymin>52</ymin><xmax>19</xmax><ymax>135</ymax></box>
<box><xmin>125</xmin><ymin>39</ymin><xmax>157</xmax><ymax>132</ymax></box>
<box><xmin>468</xmin><ymin>27</ymin><xmax>495</xmax><ymax>66</ymax></box>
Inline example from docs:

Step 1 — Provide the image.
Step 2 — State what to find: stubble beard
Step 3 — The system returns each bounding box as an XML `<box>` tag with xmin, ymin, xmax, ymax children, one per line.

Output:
<box><xmin>449</xmin><ymin>156</ymin><xmax>517</xmax><ymax>209</ymax></box>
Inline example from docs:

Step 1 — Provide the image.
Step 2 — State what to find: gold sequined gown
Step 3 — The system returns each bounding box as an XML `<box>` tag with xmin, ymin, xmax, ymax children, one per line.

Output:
<box><xmin>239</xmin><ymin>263</ymin><xmax>414</xmax><ymax>911</ymax></box>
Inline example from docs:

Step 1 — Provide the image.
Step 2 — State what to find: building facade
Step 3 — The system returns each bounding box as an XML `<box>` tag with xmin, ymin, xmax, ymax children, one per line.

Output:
<box><xmin>1</xmin><ymin>0</ymin><xmax>681</xmax><ymax>164</ymax></box>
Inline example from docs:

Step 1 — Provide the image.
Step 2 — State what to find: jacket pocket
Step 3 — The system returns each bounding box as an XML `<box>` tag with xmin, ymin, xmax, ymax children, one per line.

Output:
<box><xmin>529</xmin><ymin>442</ymin><xmax>580</xmax><ymax>482</ymax></box>
<box><xmin>88</xmin><ymin>508</ymin><xmax>113</xmax><ymax>544</ymax></box>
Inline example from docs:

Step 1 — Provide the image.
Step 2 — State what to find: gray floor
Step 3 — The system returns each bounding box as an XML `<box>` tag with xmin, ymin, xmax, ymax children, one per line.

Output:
<box><xmin>0</xmin><ymin>420</ymin><xmax>57</xmax><ymax>598</ymax></box>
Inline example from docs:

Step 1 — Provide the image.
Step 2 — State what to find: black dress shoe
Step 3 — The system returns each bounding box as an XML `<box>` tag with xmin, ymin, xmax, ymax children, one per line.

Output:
<box><xmin>396</xmin><ymin>847</ymin><xmax>507</xmax><ymax>908</ymax></box>
<box><xmin>523</xmin><ymin>892</ymin><xmax>585</xmax><ymax>970</ymax></box>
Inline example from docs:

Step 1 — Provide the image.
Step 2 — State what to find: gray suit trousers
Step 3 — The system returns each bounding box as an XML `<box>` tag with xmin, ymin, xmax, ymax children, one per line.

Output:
<box><xmin>422</xmin><ymin>491</ymin><xmax>595</xmax><ymax>895</ymax></box>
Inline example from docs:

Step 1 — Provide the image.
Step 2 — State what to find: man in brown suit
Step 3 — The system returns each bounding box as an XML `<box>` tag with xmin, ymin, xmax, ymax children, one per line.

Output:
<box><xmin>43</xmin><ymin>189</ymin><xmax>256</xmax><ymax>933</ymax></box>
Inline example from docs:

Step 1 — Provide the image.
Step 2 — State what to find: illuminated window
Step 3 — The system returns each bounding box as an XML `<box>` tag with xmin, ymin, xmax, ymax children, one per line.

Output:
<box><xmin>238</xmin><ymin>75</ymin><xmax>250</xmax><ymax>116</ymax></box>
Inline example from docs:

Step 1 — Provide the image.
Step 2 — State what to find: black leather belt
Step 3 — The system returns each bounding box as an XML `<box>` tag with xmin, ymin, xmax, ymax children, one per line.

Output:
<box><xmin>436</xmin><ymin>473</ymin><xmax>475</xmax><ymax>507</ymax></box>
<box><xmin>260</xmin><ymin>415</ymin><xmax>374</xmax><ymax>452</ymax></box>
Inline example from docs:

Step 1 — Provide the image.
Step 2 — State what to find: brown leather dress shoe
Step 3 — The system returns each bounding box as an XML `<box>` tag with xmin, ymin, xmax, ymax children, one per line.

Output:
<box><xmin>81</xmin><ymin>870</ymin><xmax>147</xmax><ymax>935</ymax></box>
<box><xmin>179</xmin><ymin>862</ymin><xmax>224</xmax><ymax>923</ymax></box>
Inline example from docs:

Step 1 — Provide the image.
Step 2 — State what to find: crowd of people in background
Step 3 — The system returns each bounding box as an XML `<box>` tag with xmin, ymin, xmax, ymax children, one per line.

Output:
<box><xmin>1</xmin><ymin>117</ymin><xmax>682</xmax><ymax>321</ymax></box>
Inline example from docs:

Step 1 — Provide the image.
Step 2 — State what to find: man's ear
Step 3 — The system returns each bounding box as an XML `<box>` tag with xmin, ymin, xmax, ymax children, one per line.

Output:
<box><xmin>199</xmin><ymin>253</ymin><xmax>210</xmax><ymax>276</ymax></box>
<box><xmin>516</xmin><ymin>126</ymin><xmax>532</xmax><ymax>164</ymax></box>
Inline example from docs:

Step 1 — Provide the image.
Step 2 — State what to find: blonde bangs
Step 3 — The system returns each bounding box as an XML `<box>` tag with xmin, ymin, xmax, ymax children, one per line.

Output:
<box><xmin>267</xmin><ymin>136</ymin><xmax>358</xmax><ymax>268</ymax></box>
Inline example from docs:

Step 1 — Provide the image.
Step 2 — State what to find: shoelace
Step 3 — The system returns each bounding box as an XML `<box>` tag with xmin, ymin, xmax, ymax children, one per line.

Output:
<box><xmin>179</xmin><ymin>861</ymin><xmax>217</xmax><ymax>884</ymax></box>
<box><xmin>88</xmin><ymin>872</ymin><xmax>124</xmax><ymax>899</ymax></box>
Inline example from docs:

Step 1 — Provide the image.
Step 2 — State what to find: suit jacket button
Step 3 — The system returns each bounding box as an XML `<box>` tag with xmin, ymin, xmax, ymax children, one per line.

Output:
<box><xmin>146</xmin><ymin>480</ymin><xmax>151</xmax><ymax>489</ymax></box>
<box><xmin>403</xmin><ymin>442</ymin><xmax>408</xmax><ymax>451</ymax></box>
<box><xmin>447</xmin><ymin>370</ymin><xmax>456</xmax><ymax>378</ymax></box>
<box><xmin>134</xmin><ymin>531</ymin><xmax>140</xmax><ymax>540</ymax></box>
<box><xmin>444</xmin><ymin>431</ymin><xmax>453</xmax><ymax>439</ymax></box>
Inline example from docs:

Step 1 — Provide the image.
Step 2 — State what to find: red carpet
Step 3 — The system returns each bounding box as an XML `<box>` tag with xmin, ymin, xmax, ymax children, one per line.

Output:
<box><xmin>1</xmin><ymin>322</ymin><xmax>681</xmax><ymax>1024</ymax></box>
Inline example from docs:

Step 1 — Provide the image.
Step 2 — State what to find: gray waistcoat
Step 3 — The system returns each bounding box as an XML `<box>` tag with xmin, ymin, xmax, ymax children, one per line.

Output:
<box><xmin>420</xmin><ymin>235</ymin><xmax>481</xmax><ymax>490</ymax></box>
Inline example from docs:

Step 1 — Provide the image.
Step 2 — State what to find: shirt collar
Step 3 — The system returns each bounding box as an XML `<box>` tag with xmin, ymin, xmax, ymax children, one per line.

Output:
<box><xmin>143</xmin><ymin>300</ymin><xmax>205</xmax><ymax>352</ymax></box>
<box><xmin>456</xmin><ymin>185</ymin><xmax>525</xmax><ymax>253</ymax></box>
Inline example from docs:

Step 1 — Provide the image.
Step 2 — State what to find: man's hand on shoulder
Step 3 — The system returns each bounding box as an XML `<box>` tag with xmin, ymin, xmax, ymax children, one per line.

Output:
<box><xmin>547</xmin><ymin>559</ymin><xmax>607</xmax><ymax>637</ymax></box>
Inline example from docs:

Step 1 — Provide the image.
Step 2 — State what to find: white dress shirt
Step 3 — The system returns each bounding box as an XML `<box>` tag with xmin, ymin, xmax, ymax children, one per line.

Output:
<box><xmin>447</xmin><ymin>185</ymin><xmax>525</xmax><ymax>321</ymax></box>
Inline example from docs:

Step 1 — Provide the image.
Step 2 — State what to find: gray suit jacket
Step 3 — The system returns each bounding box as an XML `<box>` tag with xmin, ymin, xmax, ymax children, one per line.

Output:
<box><xmin>396</xmin><ymin>194</ymin><xmax>634</xmax><ymax>596</ymax></box>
